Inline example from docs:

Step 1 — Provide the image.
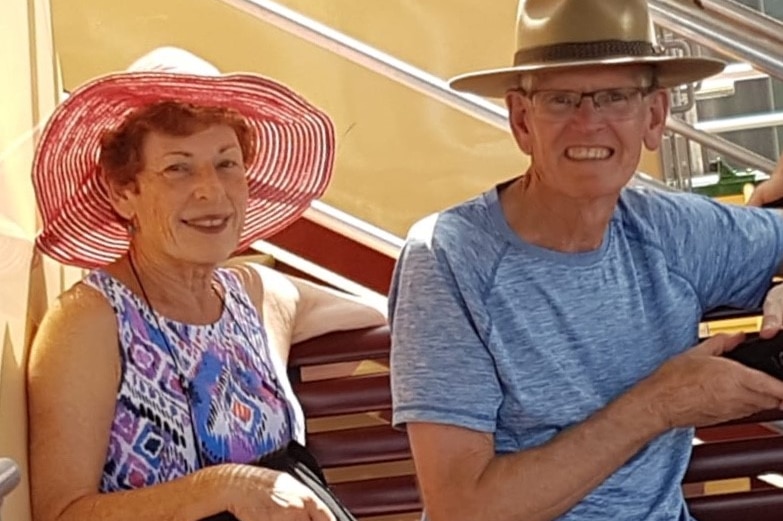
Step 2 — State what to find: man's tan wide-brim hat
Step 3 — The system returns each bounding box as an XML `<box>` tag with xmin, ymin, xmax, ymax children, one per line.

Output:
<box><xmin>450</xmin><ymin>0</ymin><xmax>726</xmax><ymax>98</ymax></box>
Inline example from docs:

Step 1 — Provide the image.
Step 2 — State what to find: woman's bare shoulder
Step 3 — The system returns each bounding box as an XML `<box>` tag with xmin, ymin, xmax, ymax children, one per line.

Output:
<box><xmin>44</xmin><ymin>282</ymin><xmax>116</xmax><ymax>328</ymax></box>
<box><xmin>28</xmin><ymin>282</ymin><xmax>119</xmax><ymax>379</ymax></box>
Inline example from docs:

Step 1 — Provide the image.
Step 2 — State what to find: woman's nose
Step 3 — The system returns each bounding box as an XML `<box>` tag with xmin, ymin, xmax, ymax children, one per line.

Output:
<box><xmin>192</xmin><ymin>164</ymin><xmax>225</xmax><ymax>199</ymax></box>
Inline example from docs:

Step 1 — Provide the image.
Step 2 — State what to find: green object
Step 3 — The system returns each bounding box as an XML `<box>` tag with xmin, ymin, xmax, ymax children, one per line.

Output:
<box><xmin>691</xmin><ymin>159</ymin><xmax>757</xmax><ymax>197</ymax></box>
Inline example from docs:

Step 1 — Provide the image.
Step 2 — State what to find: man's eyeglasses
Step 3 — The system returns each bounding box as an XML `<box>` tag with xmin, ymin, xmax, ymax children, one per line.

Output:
<box><xmin>523</xmin><ymin>86</ymin><xmax>657</xmax><ymax>120</ymax></box>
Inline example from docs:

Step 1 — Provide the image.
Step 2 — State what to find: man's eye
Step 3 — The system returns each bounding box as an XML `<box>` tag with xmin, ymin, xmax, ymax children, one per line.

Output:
<box><xmin>544</xmin><ymin>93</ymin><xmax>574</xmax><ymax>106</ymax></box>
<box><xmin>605</xmin><ymin>91</ymin><xmax>631</xmax><ymax>102</ymax></box>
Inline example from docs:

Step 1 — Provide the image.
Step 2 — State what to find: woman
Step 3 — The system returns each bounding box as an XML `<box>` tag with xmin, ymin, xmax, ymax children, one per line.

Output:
<box><xmin>26</xmin><ymin>58</ymin><xmax>385</xmax><ymax>521</ymax></box>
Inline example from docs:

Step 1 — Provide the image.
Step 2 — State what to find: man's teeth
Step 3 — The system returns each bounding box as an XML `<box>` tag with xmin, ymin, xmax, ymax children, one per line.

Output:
<box><xmin>566</xmin><ymin>147</ymin><xmax>612</xmax><ymax>160</ymax></box>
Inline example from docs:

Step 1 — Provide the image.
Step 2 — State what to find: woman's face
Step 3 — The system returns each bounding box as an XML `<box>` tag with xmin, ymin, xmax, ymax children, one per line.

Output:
<box><xmin>114</xmin><ymin>124</ymin><xmax>249</xmax><ymax>266</ymax></box>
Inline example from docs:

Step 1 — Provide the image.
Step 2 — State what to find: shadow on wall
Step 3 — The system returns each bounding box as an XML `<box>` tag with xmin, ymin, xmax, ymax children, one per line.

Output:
<box><xmin>0</xmin><ymin>218</ymin><xmax>36</xmax><ymax>521</ymax></box>
<box><xmin>0</xmin><ymin>213</ymin><xmax>90</xmax><ymax>521</ymax></box>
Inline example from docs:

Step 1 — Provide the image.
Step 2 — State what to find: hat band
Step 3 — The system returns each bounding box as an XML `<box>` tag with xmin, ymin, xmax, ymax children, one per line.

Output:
<box><xmin>514</xmin><ymin>40</ymin><xmax>659</xmax><ymax>65</ymax></box>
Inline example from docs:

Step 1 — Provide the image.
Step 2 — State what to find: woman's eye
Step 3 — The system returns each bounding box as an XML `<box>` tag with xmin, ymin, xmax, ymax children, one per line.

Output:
<box><xmin>218</xmin><ymin>159</ymin><xmax>239</xmax><ymax>169</ymax></box>
<box><xmin>164</xmin><ymin>163</ymin><xmax>189</xmax><ymax>174</ymax></box>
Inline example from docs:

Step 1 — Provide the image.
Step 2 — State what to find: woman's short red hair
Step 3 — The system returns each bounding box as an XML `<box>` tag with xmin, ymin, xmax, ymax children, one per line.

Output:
<box><xmin>99</xmin><ymin>100</ymin><xmax>256</xmax><ymax>186</ymax></box>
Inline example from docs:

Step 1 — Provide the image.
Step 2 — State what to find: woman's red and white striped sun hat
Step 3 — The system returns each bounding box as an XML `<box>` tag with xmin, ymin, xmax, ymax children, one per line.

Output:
<box><xmin>32</xmin><ymin>49</ymin><xmax>334</xmax><ymax>269</ymax></box>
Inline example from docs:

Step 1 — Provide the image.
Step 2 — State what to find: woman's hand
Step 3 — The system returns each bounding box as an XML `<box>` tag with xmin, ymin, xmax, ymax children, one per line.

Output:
<box><xmin>208</xmin><ymin>464</ymin><xmax>336</xmax><ymax>521</ymax></box>
<box><xmin>747</xmin><ymin>154</ymin><xmax>783</xmax><ymax>207</ymax></box>
<box><xmin>759</xmin><ymin>283</ymin><xmax>783</xmax><ymax>338</ymax></box>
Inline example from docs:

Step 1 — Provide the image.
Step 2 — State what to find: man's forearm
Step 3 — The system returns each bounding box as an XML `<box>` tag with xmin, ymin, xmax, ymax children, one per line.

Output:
<box><xmin>458</xmin><ymin>388</ymin><xmax>664</xmax><ymax>521</ymax></box>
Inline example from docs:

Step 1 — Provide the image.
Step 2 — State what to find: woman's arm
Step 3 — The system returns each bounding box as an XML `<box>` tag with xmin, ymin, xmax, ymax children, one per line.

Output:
<box><xmin>227</xmin><ymin>260</ymin><xmax>387</xmax><ymax>346</ymax></box>
<box><xmin>747</xmin><ymin>153</ymin><xmax>783</xmax><ymax>206</ymax></box>
<box><xmin>27</xmin><ymin>284</ymin><xmax>219</xmax><ymax>520</ymax></box>
<box><xmin>287</xmin><ymin>275</ymin><xmax>387</xmax><ymax>343</ymax></box>
<box><xmin>27</xmin><ymin>284</ymin><xmax>333</xmax><ymax>521</ymax></box>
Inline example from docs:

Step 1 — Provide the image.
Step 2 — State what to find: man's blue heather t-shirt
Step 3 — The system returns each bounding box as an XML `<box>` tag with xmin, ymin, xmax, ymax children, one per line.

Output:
<box><xmin>389</xmin><ymin>185</ymin><xmax>783</xmax><ymax>520</ymax></box>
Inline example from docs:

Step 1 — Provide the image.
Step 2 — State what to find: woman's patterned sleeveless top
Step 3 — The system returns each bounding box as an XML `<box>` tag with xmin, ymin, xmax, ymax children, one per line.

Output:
<box><xmin>83</xmin><ymin>268</ymin><xmax>304</xmax><ymax>492</ymax></box>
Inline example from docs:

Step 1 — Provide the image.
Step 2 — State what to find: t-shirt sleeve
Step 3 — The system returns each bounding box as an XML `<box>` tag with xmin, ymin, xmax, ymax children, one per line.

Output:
<box><xmin>389</xmin><ymin>217</ymin><xmax>502</xmax><ymax>433</ymax></box>
<box><xmin>647</xmin><ymin>192</ymin><xmax>783</xmax><ymax>312</ymax></box>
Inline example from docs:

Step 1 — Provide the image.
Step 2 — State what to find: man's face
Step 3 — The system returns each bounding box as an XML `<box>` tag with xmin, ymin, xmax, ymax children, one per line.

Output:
<box><xmin>506</xmin><ymin>65</ymin><xmax>669</xmax><ymax>200</ymax></box>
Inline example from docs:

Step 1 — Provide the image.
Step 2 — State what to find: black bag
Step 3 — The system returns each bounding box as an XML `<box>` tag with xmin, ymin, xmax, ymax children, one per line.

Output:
<box><xmin>200</xmin><ymin>441</ymin><xmax>357</xmax><ymax>521</ymax></box>
<box><xmin>724</xmin><ymin>331</ymin><xmax>783</xmax><ymax>380</ymax></box>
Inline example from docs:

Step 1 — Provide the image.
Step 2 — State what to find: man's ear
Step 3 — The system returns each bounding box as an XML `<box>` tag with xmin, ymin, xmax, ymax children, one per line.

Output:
<box><xmin>104</xmin><ymin>175</ymin><xmax>139</xmax><ymax>222</ymax></box>
<box><xmin>643</xmin><ymin>89</ymin><xmax>670</xmax><ymax>151</ymax></box>
<box><xmin>506</xmin><ymin>90</ymin><xmax>534</xmax><ymax>155</ymax></box>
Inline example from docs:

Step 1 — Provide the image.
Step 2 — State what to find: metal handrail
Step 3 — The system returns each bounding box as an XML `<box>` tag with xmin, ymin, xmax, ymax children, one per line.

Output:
<box><xmin>700</xmin><ymin>0</ymin><xmax>783</xmax><ymax>47</ymax></box>
<box><xmin>695</xmin><ymin>111</ymin><xmax>783</xmax><ymax>134</ymax></box>
<box><xmin>222</xmin><ymin>0</ymin><xmax>508</xmax><ymax>131</ymax></box>
<box><xmin>226</xmin><ymin>0</ymin><xmax>678</xmax><ymax>197</ymax></box>
<box><xmin>667</xmin><ymin>118</ymin><xmax>776</xmax><ymax>172</ymax></box>
<box><xmin>650</xmin><ymin>1</ymin><xmax>781</xmax><ymax>173</ymax></box>
<box><xmin>650</xmin><ymin>0</ymin><xmax>783</xmax><ymax>81</ymax></box>
<box><xmin>251</xmin><ymin>238</ymin><xmax>387</xmax><ymax>304</ymax></box>
<box><xmin>305</xmin><ymin>201</ymin><xmax>404</xmax><ymax>258</ymax></box>
<box><xmin>226</xmin><ymin>0</ymin><xmax>779</xmax><ymax>253</ymax></box>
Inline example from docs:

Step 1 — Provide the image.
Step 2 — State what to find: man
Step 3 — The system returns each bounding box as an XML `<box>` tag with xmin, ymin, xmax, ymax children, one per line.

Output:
<box><xmin>389</xmin><ymin>1</ymin><xmax>783</xmax><ymax>520</ymax></box>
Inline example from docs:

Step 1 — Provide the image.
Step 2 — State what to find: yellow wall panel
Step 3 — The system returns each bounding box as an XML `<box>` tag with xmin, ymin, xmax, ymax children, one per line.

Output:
<box><xmin>0</xmin><ymin>1</ymin><xmax>61</xmax><ymax>519</ymax></box>
<box><xmin>52</xmin><ymin>0</ymin><xmax>661</xmax><ymax>237</ymax></box>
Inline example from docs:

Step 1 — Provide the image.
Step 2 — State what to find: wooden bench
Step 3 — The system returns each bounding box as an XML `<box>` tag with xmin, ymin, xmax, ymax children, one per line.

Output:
<box><xmin>290</xmin><ymin>326</ymin><xmax>419</xmax><ymax>519</ymax></box>
<box><xmin>290</xmin><ymin>325</ymin><xmax>783</xmax><ymax>520</ymax></box>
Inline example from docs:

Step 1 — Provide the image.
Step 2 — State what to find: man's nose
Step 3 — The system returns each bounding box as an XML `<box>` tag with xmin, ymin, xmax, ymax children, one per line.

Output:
<box><xmin>571</xmin><ymin>96</ymin><xmax>604</xmax><ymax>124</ymax></box>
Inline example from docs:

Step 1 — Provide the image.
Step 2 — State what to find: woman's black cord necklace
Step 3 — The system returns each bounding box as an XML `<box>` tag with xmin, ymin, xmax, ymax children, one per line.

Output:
<box><xmin>129</xmin><ymin>254</ymin><xmax>209</xmax><ymax>469</ymax></box>
<box><xmin>128</xmin><ymin>254</ymin><xmax>295</xmax><ymax>470</ymax></box>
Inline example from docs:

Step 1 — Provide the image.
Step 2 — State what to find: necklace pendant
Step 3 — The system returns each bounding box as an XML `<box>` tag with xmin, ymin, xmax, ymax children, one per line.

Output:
<box><xmin>179</xmin><ymin>376</ymin><xmax>191</xmax><ymax>396</ymax></box>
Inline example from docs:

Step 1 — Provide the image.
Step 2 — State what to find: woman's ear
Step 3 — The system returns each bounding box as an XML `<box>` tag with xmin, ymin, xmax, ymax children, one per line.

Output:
<box><xmin>506</xmin><ymin>90</ymin><xmax>534</xmax><ymax>155</ymax></box>
<box><xmin>643</xmin><ymin>89</ymin><xmax>670</xmax><ymax>151</ymax></box>
<box><xmin>104</xmin><ymin>174</ymin><xmax>138</xmax><ymax>222</ymax></box>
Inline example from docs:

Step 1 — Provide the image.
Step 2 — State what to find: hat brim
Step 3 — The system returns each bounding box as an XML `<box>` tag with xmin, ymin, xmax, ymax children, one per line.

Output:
<box><xmin>449</xmin><ymin>56</ymin><xmax>726</xmax><ymax>98</ymax></box>
<box><xmin>33</xmin><ymin>71</ymin><xmax>335</xmax><ymax>269</ymax></box>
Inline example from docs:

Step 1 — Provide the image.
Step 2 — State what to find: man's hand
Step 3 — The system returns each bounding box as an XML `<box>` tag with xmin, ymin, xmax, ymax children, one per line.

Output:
<box><xmin>747</xmin><ymin>154</ymin><xmax>783</xmax><ymax>207</ymax></box>
<box><xmin>640</xmin><ymin>334</ymin><xmax>783</xmax><ymax>430</ymax></box>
